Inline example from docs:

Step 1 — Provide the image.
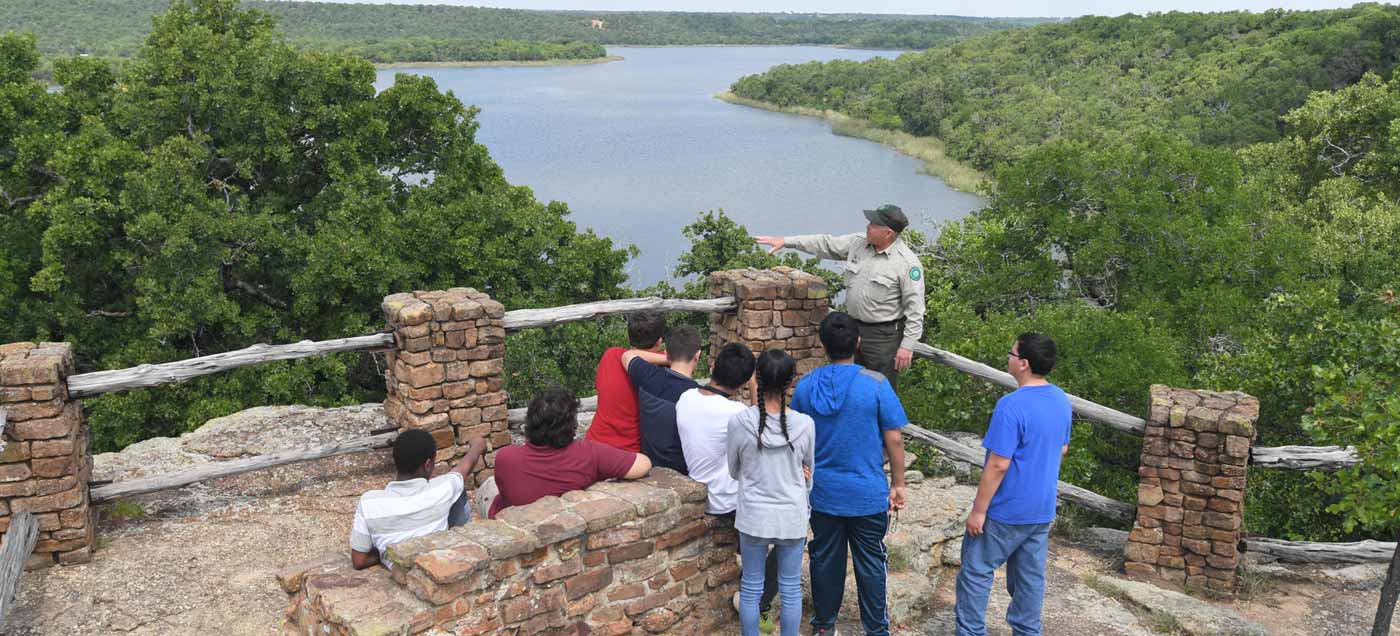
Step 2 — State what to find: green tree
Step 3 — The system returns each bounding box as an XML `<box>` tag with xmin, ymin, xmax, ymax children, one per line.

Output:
<box><xmin>2</xmin><ymin>0</ymin><xmax>633</xmax><ymax>450</ymax></box>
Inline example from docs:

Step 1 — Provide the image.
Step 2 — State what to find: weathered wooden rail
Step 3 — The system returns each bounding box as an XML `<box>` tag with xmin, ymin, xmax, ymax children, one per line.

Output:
<box><xmin>45</xmin><ymin>287</ymin><xmax>1374</xmax><ymax>566</ymax></box>
<box><xmin>0</xmin><ymin>513</ymin><xmax>37</xmax><ymax>627</ymax></box>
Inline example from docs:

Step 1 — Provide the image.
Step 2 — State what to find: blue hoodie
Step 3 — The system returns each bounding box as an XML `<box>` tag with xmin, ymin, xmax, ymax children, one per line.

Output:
<box><xmin>791</xmin><ymin>363</ymin><xmax>908</xmax><ymax>517</ymax></box>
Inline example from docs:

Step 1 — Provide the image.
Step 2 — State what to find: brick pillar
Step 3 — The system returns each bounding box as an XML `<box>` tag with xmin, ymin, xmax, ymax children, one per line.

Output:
<box><xmin>0</xmin><ymin>342</ymin><xmax>94</xmax><ymax>568</ymax></box>
<box><xmin>1125</xmin><ymin>385</ymin><xmax>1258</xmax><ymax>595</ymax></box>
<box><xmin>381</xmin><ymin>289</ymin><xmax>509</xmax><ymax>487</ymax></box>
<box><xmin>707</xmin><ymin>267</ymin><xmax>831</xmax><ymax>396</ymax></box>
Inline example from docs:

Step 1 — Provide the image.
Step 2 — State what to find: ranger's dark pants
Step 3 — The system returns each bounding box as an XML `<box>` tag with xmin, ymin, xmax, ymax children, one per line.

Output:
<box><xmin>856</xmin><ymin>318</ymin><xmax>904</xmax><ymax>390</ymax></box>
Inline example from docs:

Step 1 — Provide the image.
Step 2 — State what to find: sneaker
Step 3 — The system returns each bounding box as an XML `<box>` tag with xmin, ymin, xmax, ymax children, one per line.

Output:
<box><xmin>812</xmin><ymin>627</ymin><xmax>839</xmax><ymax>636</ymax></box>
<box><xmin>733</xmin><ymin>591</ymin><xmax>741</xmax><ymax>613</ymax></box>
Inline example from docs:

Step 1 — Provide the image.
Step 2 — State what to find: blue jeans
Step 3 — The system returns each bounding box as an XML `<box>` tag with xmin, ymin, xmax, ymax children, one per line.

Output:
<box><xmin>809</xmin><ymin>510</ymin><xmax>889</xmax><ymax>636</ymax></box>
<box><xmin>447</xmin><ymin>490</ymin><xmax>471</xmax><ymax>527</ymax></box>
<box><xmin>954</xmin><ymin>518</ymin><xmax>1051</xmax><ymax>636</ymax></box>
<box><xmin>739</xmin><ymin>533</ymin><xmax>805</xmax><ymax>636</ymax></box>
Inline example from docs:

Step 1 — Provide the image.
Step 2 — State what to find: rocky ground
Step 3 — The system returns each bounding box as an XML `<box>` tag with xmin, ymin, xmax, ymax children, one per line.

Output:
<box><xmin>6</xmin><ymin>404</ymin><xmax>1395</xmax><ymax>635</ymax></box>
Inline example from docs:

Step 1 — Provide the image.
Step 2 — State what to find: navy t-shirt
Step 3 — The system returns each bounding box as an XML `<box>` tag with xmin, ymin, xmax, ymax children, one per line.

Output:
<box><xmin>627</xmin><ymin>358</ymin><xmax>698</xmax><ymax>475</ymax></box>
<box><xmin>983</xmin><ymin>384</ymin><xmax>1072</xmax><ymax>525</ymax></box>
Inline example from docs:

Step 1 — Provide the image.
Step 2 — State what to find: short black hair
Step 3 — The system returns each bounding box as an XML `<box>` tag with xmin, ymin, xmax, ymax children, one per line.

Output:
<box><xmin>711</xmin><ymin>342</ymin><xmax>755</xmax><ymax>388</ymax></box>
<box><xmin>818</xmin><ymin>311</ymin><xmax>860</xmax><ymax>361</ymax></box>
<box><xmin>525</xmin><ymin>387</ymin><xmax>581</xmax><ymax>449</ymax></box>
<box><xmin>393</xmin><ymin>429</ymin><xmax>437</xmax><ymax>475</ymax></box>
<box><xmin>1015</xmin><ymin>332</ymin><xmax>1057</xmax><ymax>376</ymax></box>
<box><xmin>627</xmin><ymin>311</ymin><xmax>666</xmax><ymax>349</ymax></box>
<box><xmin>664</xmin><ymin>325</ymin><xmax>702</xmax><ymax>363</ymax></box>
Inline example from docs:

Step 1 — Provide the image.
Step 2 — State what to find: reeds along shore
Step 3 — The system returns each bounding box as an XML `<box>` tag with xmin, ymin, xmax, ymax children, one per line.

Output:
<box><xmin>714</xmin><ymin>91</ymin><xmax>989</xmax><ymax>194</ymax></box>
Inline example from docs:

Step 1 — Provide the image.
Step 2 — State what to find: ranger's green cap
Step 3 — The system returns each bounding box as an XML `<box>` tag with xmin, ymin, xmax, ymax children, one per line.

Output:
<box><xmin>863</xmin><ymin>204</ymin><xmax>908</xmax><ymax>233</ymax></box>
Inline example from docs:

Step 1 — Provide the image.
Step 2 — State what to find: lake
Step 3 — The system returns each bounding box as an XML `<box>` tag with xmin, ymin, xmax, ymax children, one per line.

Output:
<box><xmin>375</xmin><ymin>46</ymin><xmax>984</xmax><ymax>288</ymax></box>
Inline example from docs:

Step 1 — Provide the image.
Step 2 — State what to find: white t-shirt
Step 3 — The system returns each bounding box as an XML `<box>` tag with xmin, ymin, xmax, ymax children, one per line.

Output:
<box><xmin>676</xmin><ymin>387</ymin><xmax>748</xmax><ymax>514</ymax></box>
<box><xmin>350</xmin><ymin>472</ymin><xmax>464</xmax><ymax>568</ymax></box>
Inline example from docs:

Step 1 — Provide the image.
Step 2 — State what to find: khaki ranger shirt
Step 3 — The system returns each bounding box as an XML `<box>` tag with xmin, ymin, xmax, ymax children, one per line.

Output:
<box><xmin>784</xmin><ymin>233</ymin><xmax>926</xmax><ymax>350</ymax></box>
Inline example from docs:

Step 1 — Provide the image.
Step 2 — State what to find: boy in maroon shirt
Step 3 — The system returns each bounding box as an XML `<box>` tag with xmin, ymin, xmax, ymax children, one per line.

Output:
<box><xmin>586</xmin><ymin>311</ymin><xmax>668</xmax><ymax>452</ymax></box>
<box><xmin>490</xmin><ymin>387</ymin><xmax>652</xmax><ymax>518</ymax></box>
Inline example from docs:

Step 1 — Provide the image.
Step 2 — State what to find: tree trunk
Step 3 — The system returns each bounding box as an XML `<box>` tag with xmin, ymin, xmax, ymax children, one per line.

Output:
<box><xmin>1373</xmin><ymin>529</ymin><xmax>1400</xmax><ymax>636</ymax></box>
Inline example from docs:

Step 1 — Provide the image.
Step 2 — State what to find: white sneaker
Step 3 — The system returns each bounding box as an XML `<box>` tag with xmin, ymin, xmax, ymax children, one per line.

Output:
<box><xmin>733</xmin><ymin>591</ymin><xmax>741</xmax><ymax>613</ymax></box>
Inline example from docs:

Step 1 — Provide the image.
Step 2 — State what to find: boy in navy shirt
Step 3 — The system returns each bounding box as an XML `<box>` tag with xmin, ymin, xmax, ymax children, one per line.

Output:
<box><xmin>622</xmin><ymin>324</ymin><xmax>702</xmax><ymax>474</ymax></box>
<box><xmin>792</xmin><ymin>311</ymin><xmax>907</xmax><ymax>636</ymax></box>
<box><xmin>954</xmin><ymin>332</ymin><xmax>1071</xmax><ymax>636</ymax></box>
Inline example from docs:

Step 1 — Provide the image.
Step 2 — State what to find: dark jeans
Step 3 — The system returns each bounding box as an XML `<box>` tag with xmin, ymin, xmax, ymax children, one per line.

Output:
<box><xmin>855</xmin><ymin>319</ymin><xmax>904</xmax><ymax>390</ymax></box>
<box><xmin>447</xmin><ymin>490</ymin><xmax>472</xmax><ymax>527</ymax></box>
<box><xmin>810</xmin><ymin>510</ymin><xmax>890</xmax><ymax>636</ymax></box>
<box><xmin>712</xmin><ymin>511</ymin><xmax>779</xmax><ymax>613</ymax></box>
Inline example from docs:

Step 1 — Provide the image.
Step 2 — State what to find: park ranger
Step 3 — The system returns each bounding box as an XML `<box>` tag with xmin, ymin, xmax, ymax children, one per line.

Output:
<box><xmin>754</xmin><ymin>204</ymin><xmax>925</xmax><ymax>388</ymax></box>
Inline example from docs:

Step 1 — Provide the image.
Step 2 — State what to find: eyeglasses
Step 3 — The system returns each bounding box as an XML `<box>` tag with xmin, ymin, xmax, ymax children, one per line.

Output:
<box><xmin>1008</xmin><ymin>350</ymin><xmax>1025</xmax><ymax>359</ymax></box>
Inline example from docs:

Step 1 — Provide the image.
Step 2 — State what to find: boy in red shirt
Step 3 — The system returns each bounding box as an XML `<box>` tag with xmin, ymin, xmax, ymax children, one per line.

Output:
<box><xmin>586</xmin><ymin>311</ymin><xmax>668</xmax><ymax>451</ymax></box>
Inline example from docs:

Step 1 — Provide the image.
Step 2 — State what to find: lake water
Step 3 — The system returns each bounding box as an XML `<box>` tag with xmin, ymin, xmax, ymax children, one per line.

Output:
<box><xmin>375</xmin><ymin>46</ymin><xmax>984</xmax><ymax>288</ymax></box>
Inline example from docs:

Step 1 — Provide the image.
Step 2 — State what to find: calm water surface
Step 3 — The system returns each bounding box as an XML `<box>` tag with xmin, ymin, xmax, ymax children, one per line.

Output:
<box><xmin>376</xmin><ymin>46</ymin><xmax>983</xmax><ymax>288</ymax></box>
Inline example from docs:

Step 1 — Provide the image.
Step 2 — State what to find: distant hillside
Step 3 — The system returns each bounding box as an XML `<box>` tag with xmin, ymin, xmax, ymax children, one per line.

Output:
<box><xmin>0</xmin><ymin>0</ymin><xmax>1048</xmax><ymax>61</ymax></box>
<box><xmin>730</xmin><ymin>4</ymin><xmax>1400</xmax><ymax>170</ymax></box>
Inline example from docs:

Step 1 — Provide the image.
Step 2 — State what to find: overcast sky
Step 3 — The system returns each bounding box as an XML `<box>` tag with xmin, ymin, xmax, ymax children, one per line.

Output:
<box><xmin>304</xmin><ymin>0</ymin><xmax>1375</xmax><ymax>18</ymax></box>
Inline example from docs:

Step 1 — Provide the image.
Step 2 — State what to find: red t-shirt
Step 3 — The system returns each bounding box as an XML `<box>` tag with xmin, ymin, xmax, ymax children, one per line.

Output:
<box><xmin>488</xmin><ymin>440</ymin><xmax>637</xmax><ymax>518</ymax></box>
<box><xmin>586</xmin><ymin>347</ymin><xmax>643</xmax><ymax>452</ymax></box>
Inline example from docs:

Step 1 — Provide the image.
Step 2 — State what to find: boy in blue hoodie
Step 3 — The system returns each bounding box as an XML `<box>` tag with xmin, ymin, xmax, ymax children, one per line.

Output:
<box><xmin>791</xmin><ymin>311</ymin><xmax>908</xmax><ymax>636</ymax></box>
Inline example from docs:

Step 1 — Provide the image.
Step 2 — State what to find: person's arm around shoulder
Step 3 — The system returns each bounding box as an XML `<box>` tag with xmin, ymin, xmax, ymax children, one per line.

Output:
<box><xmin>349</xmin><ymin>501</ymin><xmax>380</xmax><ymax>570</ymax></box>
<box><xmin>620</xmin><ymin>348</ymin><xmax>668</xmax><ymax>371</ymax></box>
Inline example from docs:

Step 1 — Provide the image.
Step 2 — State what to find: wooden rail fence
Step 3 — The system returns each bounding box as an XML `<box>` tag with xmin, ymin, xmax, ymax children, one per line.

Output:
<box><xmin>31</xmin><ymin>289</ymin><xmax>1380</xmax><ymax>565</ymax></box>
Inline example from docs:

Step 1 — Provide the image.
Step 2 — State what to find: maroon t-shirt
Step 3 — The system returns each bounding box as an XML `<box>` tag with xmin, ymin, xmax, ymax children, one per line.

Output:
<box><xmin>488</xmin><ymin>439</ymin><xmax>637</xmax><ymax>518</ymax></box>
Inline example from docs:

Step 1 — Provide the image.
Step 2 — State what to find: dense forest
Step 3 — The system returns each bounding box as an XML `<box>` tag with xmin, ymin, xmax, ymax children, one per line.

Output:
<box><xmin>732</xmin><ymin>4</ymin><xmax>1400</xmax><ymax>169</ymax></box>
<box><xmin>0</xmin><ymin>0</ymin><xmax>1044</xmax><ymax>63</ymax></box>
<box><xmin>729</xmin><ymin>4</ymin><xmax>1400</xmax><ymax>543</ymax></box>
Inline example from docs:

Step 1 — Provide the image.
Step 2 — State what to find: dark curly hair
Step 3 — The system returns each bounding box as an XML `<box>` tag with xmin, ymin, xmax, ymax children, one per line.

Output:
<box><xmin>525</xmin><ymin>387</ymin><xmax>581</xmax><ymax>449</ymax></box>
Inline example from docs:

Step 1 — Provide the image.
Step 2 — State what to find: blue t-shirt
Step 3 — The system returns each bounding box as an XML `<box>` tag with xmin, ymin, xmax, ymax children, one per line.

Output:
<box><xmin>983</xmin><ymin>384</ymin><xmax>1072</xmax><ymax>525</ymax></box>
<box><xmin>791</xmin><ymin>364</ymin><xmax>908</xmax><ymax>517</ymax></box>
<box><xmin>627</xmin><ymin>358</ymin><xmax>698</xmax><ymax>475</ymax></box>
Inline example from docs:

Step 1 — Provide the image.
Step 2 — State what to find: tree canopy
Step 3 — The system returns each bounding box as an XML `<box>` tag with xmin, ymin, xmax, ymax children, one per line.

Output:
<box><xmin>0</xmin><ymin>0</ymin><xmax>633</xmax><ymax>450</ymax></box>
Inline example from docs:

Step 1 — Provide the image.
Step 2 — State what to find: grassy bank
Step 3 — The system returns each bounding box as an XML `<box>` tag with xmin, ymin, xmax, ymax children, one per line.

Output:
<box><xmin>374</xmin><ymin>55</ymin><xmax>624</xmax><ymax>69</ymax></box>
<box><xmin>715</xmin><ymin>91</ymin><xmax>988</xmax><ymax>194</ymax></box>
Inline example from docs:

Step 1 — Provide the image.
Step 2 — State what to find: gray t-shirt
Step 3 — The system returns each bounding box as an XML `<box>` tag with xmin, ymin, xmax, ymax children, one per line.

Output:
<box><xmin>726</xmin><ymin>406</ymin><xmax>815</xmax><ymax>540</ymax></box>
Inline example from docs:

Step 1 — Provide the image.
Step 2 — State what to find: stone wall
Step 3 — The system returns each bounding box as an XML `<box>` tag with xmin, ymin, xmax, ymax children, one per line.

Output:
<box><xmin>382</xmin><ymin>289</ymin><xmax>509</xmax><ymax>488</ymax></box>
<box><xmin>707</xmin><ymin>267</ymin><xmax>830</xmax><ymax>398</ymax></box>
<box><xmin>280</xmin><ymin>470</ymin><xmax>738</xmax><ymax>635</ymax></box>
<box><xmin>0</xmin><ymin>342</ymin><xmax>94</xmax><ymax>568</ymax></box>
<box><xmin>1124</xmin><ymin>385</ymin><xmax>1259</xmax><ymax>595</ymax></box>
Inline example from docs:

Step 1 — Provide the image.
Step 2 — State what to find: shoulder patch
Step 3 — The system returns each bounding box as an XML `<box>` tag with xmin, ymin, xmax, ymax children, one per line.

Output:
<box><xmin>909</xmin><ymin>266</ymin><xmax>922</xmax><ymax>282</ymax></box>
<box><xmin>858</xmin><ymin>368</ymin><xmax>888</xmax><ymax>383</ymax></box>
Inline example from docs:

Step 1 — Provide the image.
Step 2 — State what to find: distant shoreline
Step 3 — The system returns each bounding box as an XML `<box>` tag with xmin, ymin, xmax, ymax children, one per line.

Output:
<box><xmin>374</xmin><ymin>55</ymin><xmax>624</xmax><ymax>69</ymax></box>
<box><xmin>714</xmin><ymin>91</ymin><xmax>987</xmax><ymax>194</ymax></box>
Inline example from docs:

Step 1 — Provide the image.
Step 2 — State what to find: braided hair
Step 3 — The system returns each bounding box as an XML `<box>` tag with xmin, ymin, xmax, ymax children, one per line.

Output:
<box><xmin>754</xmin><ymin>349</ymin><xmax>797</xmax><ymax>451</ymax></box>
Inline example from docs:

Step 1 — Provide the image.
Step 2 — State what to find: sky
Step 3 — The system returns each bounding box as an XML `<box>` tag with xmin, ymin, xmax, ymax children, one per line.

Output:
<box><xmin>301</xmin><ymin>0</ymin><xmax>1375</xmax><ymax>18</ymax></box>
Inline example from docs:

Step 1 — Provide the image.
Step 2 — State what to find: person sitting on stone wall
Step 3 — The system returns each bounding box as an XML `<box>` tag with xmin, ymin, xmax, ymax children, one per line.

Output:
<box><xmin>621</xmin><ymin>324</ymin><xmax>703</xmax><ymax>474</ymax></box>
<box><xmin>487</xmin><ymin>387</ymin><xmax>652</xmax><ymax>518</ymax></box>
<box><xmin>587</xmin><ymin>310</ymin><xmax>669</xmax><ymax>453</ymax></box>
<box><xmin>348</xmin><ymin>430</ymin><xmax>489</xmax><ymax>570</ymax></box>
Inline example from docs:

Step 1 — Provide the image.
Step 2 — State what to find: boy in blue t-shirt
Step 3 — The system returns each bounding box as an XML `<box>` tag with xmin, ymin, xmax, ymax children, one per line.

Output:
<box><xmin>791</xmin><ymin>311</ymin><xmax>908</xmax><ymax>636</ymax></box>
<box><xmin>954</xmin><ymin>332</ymin><xmax>1071</xmax><ymax>636</ymax></box>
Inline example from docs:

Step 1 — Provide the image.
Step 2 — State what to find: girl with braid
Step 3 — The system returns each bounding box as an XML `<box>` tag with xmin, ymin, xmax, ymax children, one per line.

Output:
<box><xmin>726</xmin><ymin>350</ymin><xmax>815</xmax><ymax>636</ymax></box>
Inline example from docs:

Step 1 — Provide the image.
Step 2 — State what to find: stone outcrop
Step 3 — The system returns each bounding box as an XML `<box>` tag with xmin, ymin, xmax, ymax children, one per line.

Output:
<box><xmin>280</xmin><ymin>469</ymin><xmax>738</xmax><ymax>636</ymax></box>
<box><xmin>1125</xmin><ymin>386</ymin><xmax>1259</xmax><ymax>595</ymax></box>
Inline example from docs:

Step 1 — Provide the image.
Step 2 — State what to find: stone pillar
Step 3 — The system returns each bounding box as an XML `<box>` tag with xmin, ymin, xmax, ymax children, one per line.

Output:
<box><xmin>0</xmin><ymin>342</ymin><xmax>94</xmax><ymax>568</ymax></box>
<box><xmin>1125</xmin><ymin>385</ymin><xmax>1258</xmax><ymax>595</ymax></box>
<box><xmin>707</xmin><ymin>267</ymin><xmax>830</xmax><ymax>394</ymax></box>
<box><xmin>382</xmin><ymin>289</ymin><xmax>509</xmax><ymax>487</ymax></box>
